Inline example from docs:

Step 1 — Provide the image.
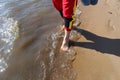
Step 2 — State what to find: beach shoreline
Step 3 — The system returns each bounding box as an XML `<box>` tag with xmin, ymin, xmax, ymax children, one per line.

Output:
<box><xmin>72</xmin><ymin>0</ymin><xmax>120</xmax><ymax>80</ymax></box>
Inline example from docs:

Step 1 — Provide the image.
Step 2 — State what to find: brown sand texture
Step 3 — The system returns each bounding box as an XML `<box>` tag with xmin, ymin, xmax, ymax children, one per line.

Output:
<box><xmin>73</xmin><ymin>0</ymin><xmax>120</xmax><ymax>80</ymax></box>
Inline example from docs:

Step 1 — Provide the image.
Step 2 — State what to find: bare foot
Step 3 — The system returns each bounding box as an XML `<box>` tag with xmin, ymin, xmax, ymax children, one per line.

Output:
<box><xmin>60</xmin><ymin>27</ymin><xmax>70</xmax><ymax>51</ymax></box>
<box><xmin>60</xmin><ymin>40</ymin><xmax>69</xmax><ymax>51</ymax></box>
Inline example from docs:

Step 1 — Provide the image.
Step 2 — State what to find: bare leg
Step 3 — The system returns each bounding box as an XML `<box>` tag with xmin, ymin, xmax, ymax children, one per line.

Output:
<box><xmin>60</xmin><ymin>29</ymin><xmax>70</xmax><ymax>51</ymax></box>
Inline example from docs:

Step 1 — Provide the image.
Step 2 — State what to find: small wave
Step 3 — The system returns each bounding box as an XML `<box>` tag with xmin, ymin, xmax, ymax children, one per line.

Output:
<box><xmin>49</xmin><ymin>28</ymin><xmax>80</xmax><ymax>80</ymax></box>
<box><xmin>0</xmin><ymin>17</ymin><xmax>19</xmax><ymax>72</ymax></box>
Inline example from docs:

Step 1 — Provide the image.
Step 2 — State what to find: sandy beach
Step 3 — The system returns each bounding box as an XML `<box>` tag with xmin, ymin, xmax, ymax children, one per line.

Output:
<box><xmin>72</xmin><ymin>0</ymin><xmax>120</xmax><ymax>80</ymax></box>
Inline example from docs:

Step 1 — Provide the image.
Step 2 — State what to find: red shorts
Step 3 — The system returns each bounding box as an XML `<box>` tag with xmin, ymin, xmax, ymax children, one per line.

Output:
<box><xmin>52</xmin><ymin>0</ymin><xmax>78</xmax><ymax>31</ymax></box>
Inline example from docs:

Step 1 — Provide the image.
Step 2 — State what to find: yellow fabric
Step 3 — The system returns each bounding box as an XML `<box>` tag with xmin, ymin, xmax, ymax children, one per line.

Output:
<box><xmin>69</xmin><ymin>0</ymin><xmax>77</xmax><ymax>29</ymax></box>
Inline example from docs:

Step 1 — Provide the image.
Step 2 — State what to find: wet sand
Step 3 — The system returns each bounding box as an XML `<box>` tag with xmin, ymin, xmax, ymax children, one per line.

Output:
<box><xmin>72</xmin><ymin>0</ymin><xmax>120</xmax><ymax>80</ymax></box>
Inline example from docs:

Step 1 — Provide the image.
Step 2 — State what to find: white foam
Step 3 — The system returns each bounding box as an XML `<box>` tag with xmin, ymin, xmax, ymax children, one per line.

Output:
<box><xmin>0</xmin><ymin>17</ymin><xmax>19</xmax><ymax>72</ymax></box>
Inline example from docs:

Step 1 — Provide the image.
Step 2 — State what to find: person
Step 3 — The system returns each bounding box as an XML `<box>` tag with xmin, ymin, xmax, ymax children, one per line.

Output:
<box><xmin>52</xmin><ymin>0</ymin><xmax>78</xmax><ymax>51</ymax></box>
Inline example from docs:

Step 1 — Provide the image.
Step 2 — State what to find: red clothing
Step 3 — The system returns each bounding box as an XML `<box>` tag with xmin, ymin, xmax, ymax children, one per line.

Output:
<box><xmin>52</xmin><ymin>0</ymin><xmax>77</xmax><ymax>18</ymax></box>
<box><xmin>52</xmin><ymin>0</ymin><xmax>78</xmax><ymax>31</ymax></box>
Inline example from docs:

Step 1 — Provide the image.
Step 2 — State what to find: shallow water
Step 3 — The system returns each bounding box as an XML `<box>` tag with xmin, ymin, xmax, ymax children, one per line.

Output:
<box><xmin>0</xmin><ymin>0</ymin><xmax>79</xmax><ymax>80</ymax></box>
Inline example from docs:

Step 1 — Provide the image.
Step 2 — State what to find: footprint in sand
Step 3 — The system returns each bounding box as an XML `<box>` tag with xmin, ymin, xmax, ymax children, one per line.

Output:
<box><xmin>107</xmin><ymin>20</ymin><xmax>116</xmax><ymax>31</ymax></box>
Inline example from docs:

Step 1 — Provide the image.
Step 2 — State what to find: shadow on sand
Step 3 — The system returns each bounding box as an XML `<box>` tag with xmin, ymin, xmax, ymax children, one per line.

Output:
<box><xmin>71</xmin><ymin>27</ymin><xmax>120</xmax><ymax>56</ymax></box>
